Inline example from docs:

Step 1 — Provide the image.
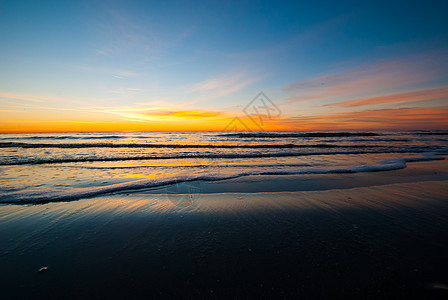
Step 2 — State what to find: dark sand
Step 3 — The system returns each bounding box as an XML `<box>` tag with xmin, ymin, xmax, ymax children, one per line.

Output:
<box><xmin>1</xmin><ymin>160</ymin><xmax>448</xmax><ymax>299</ymax></box>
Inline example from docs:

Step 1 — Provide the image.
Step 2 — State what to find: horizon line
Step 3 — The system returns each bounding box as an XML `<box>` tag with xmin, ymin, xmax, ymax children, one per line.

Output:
<box><xmin>1</xmin><ymin>129</ymin><xmax>447</xmax><ymax>134</ymax></box>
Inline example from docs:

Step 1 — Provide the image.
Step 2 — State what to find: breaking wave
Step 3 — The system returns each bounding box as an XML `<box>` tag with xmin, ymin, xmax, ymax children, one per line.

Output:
<box><xmin>0</xmin><ymin>148</ymin><xmax>440</xmax><ymax>166</ymax></box>
<box><xmin>217</xmin><ymin>132</ymin><xmax>379</xmax><ymax>138</ymax></box>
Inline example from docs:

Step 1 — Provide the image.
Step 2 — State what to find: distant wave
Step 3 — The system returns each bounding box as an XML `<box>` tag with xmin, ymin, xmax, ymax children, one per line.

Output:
<box><xmin>1</xmin><ymin>131</ymin><xmax>446</xmax><ymax>141</ymax></box>
<box><xmin>1</xmin><ymin>151</ymin><xmax>445</xmax><ymax>204</ymax></box>
<box><xmin>1</xmin><ymin>148</ymin><xmax>442</xmax><ymax>166</ymax></box>
<box><xmin>63</xmin><ymin>163</ymin><xmax>314</xmax><ymax>170</ymax></box>
<box><xmin>337</xmin><ymin>138</ymin><xmax>411</xmax><ymax>142</ymax></box>
<box><xmin>0</xmin><ymin>135</ymin><xmax>128</xmax><ymax>140</ymax></box>
<box><xmin>218</xmin><ymin>132</ymin><xmax>379</xmax><ymax>138</ymax></box>
<box><xmin>415</xmin><ymin>132</ymin><xmax>448</xmax><ymax>136</ymax></box>
<box><xmin>0</xmin><ymin>142</ymin><xmax>388</xmax><ymax>149</ymax></box>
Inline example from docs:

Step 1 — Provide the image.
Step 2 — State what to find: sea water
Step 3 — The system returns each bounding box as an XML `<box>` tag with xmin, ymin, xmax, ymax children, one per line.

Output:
<box><xmin>0</xmin><ymin>131</ymin><xmax>447</xmax><ymax>203</ymax></box>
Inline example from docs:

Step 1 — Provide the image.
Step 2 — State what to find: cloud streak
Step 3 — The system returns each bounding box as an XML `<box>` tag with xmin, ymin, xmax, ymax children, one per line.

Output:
<box><xmin>184</xmin><ymin>72</ymin><xmax>264</xmax><ymax>106</ymax></box>
<box><xmin>284</xmin><ymin>54</ymin><xmax>447</xmax><ymax>105</ymax></box>
<box><xmin>0</xmin><ymin>91</ymin><xmax>94</xmax><ymax>106</ymax></box>
<box><xmin>326</xmin><ymin>86</ymin><xmax>448</xmax><ymax>107</ymax></box>
<box><xmin>326</xmin><ymin>88</ymin><xmax>448</xmax><ymax>106</ymax></box>
<box><xmin>285</xmin><ymin>107</ymin><xmax>448</xmax><ymax>130</ymax></box>
<box><xmin>97</xmin><ymin>107</ymin><xmax>224</xmax><ymax>122</ymax></box>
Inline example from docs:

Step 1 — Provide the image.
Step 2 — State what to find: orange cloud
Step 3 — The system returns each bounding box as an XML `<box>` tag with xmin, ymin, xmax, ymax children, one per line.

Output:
<box><xmin>146</xmin><ymin>110</ymin><xmax>222</xmax><ymax>119</ymax></box>
<box><xmin>285</xmin><ymin>107</ymin><xmax>448</xmax><ymax>130</ymax></box>
<box><xmin>327</xmin><ymin>87</ymin><xmax>448</xmax><ymax>107</ymax></box>
<box><xmin>17</xmin><ymin>120</ymin><xmax>95</xmax><ymax>124</ymax></box>
<box><xmin>98</xmin><ymin>108</ymin><xmax>224</xmax><ymax>122</ymax></box>
<box><xmin>285</xmin><ymin>57</ymin><xmax>444</xmax><ymax>104</ymax></box>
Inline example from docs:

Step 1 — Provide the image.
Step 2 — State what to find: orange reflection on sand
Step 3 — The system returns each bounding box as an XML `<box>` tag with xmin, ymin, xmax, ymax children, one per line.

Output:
<box><xmin>114</xmin><ymin>173</ymin><xmax>177</xmax><ymax>179</ymax></box>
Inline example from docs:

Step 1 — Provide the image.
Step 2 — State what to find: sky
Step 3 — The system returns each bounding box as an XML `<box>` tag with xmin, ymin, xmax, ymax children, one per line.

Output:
<box><xmin>1</xmin><ymin>0</ymin><xmax>448</xmax><ymax>132</ymax></box>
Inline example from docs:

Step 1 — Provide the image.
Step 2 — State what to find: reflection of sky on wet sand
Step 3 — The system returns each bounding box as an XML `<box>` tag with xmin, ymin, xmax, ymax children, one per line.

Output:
<box><xmin>1</xmin><ymin>175</ymin><xmax>447</xmax><ymax>299</ymax></box>
<box><xmin>1</xmin><ymin>179</ymin><xmax>447</xmax><ymax>223</ymax></box>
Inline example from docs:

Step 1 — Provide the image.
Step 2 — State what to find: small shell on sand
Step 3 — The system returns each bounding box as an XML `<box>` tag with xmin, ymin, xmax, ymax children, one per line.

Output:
<box><xmin>38</xmin><ymin>267</ymin><xmax>49</xmax><ymax>273</ymax></box>
<box><xmin>429</xmin><ymin>283</ymin><xmax>448</xmax><ymax>291</ymax></box>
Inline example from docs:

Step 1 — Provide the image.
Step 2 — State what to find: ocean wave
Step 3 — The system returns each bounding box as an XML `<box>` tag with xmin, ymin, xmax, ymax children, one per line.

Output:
<box><xmin>217</xmin><ymin>132</ymin><xmax>379</xmax><ymax>138</ymax></box>
<box><xmin>0</xmin><ymin>142</ymin><xmax>388</xmax><ymax>149</ymax></box>
<box><xmin>414</xmin><ymin>132</ymin><xmax>448</xmax><ymax>135</ymax></box>
<box><xmin>3</xmin><ymin>147</ymin><xmax>446</xmax><ymax>166</ymax></box>
<box><xmin>0</xmin><ymin>135</ymin><xmax>128</xmax><ymax>140</ymax></box>
<box><xmin>0</xmin><ymin>149</ymin><xmax>433</xmax><ymax>165</ymax></box>
<box><xmin>0</xmin><ymin>152</ymin><xmax>445</xmax><ymax>204</ymax></box>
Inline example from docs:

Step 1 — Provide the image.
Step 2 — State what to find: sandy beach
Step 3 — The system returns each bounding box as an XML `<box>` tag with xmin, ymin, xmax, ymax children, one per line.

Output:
<box><xmin>1</xmin><ymin>159</ymin><xmax>448</xmax><ymax>299</ymax></box>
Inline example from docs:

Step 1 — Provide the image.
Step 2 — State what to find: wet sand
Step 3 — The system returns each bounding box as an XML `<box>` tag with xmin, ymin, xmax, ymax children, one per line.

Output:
<box><xmin>1</xmin><ymin>160</ymin><xmax>448</xmax><ymax>299</ymax></box>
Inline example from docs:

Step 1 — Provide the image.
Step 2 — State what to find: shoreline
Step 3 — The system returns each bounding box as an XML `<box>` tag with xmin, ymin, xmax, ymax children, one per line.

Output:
<box><xmin>1</xmin><ymin>156</ymin><xmax>447</xmax><ymax>205</ymax></box>
<box><xmin>153</xmin><ymin>158</ymin><xmax>448</xmax><ymax>195</ymax></box>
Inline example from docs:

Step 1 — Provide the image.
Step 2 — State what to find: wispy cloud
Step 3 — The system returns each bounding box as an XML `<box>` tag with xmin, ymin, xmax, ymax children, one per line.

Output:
<box><xmin>189</xmin><ymin>73</ymin><xmax>247</xmax><ymax>93</ymax></box>
<box><xmin>96</xmin><ymin>106</ymin><xmax>224</xmax><ymax>122</ymax></box>
<box><xmin>0</xmin><ymin>110</ymin><xmax>25</xmax><ymax>113</ymax></box>
<box><xmin>284</xmin><ymin>54</ymin><xmax>447</xmax><ymax>105</ymax></box>
<box><xmin>285</xmin><ymin>107</ymin><xmax>448</xmax><ymax>130</ymax></box>
<box><xmin>134</xmin><ymin>100</ymin><xmax>173</xmax><ymax>107</ymax></box>
<box><xmin>284</xmin><ymin>71</ymin><xmax>367</xmax><ymax>92</ymax></box>
<box><xmin>326</xmin><ymin>86</ymin><xmax>448</xmax><ymax>107</ymax></box>
<box><xmin>15</xmin><ymin>120</ymin><xmax>95</xmax><ymax>124</ymax></box>
<box><xmin>0</xmin><ymin>91</ymin><xmax>90</xmax><ymax>105</ymax></box>
<box><xmin>0</xmin><ymin>91</ymin><xmax>48</xmax><ymax>103</ymax></box>
<box><xmin>74</xmin><ymin>65</ymin><xmax>138</xmax><ymax>78</ymax></box>
<box><xmin>184</xmin><ymin>72</ymin><xmax>264</xmax><ymax>106</ymax></box>
<box><xmin>143</xmin><ymin>110</ymin><xmax>222</xmax><ymax>119</ymax></box>
<box><xmin>91</xmin><ymin>4</ymin><xmax>194</xmax><ymax>59</ymax></box>
<box><xmin>108</xmin><ymin>87</ymin><xmax>142</xmax><ymax>94</ymax></box>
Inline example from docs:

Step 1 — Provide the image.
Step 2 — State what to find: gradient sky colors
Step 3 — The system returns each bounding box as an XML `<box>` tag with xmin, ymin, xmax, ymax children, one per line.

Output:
<box><xmin>1</xmin><ymin>0</ymin><xmax>448</xmax><ymax>132</ymax></box>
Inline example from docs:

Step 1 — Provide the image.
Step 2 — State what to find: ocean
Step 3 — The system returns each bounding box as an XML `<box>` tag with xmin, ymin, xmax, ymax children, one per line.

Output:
<box><xmin>1</xmin><ymin>131</ymin><xmax>447</xmax><ymax>204</ymax></box>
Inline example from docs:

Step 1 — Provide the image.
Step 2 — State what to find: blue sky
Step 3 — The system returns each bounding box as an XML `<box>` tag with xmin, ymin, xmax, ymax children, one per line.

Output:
<box><xmin>1</xmin><ymin>0</ymin><xmax>448</xmax><ymax>132</ymax></box>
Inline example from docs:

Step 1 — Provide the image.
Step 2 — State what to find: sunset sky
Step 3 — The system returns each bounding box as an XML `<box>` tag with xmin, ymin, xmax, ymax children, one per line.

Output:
<box><xmin>1</xmin><ymin>0</ymin><xmax>448</xmax><ymax>132</ymax></box>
